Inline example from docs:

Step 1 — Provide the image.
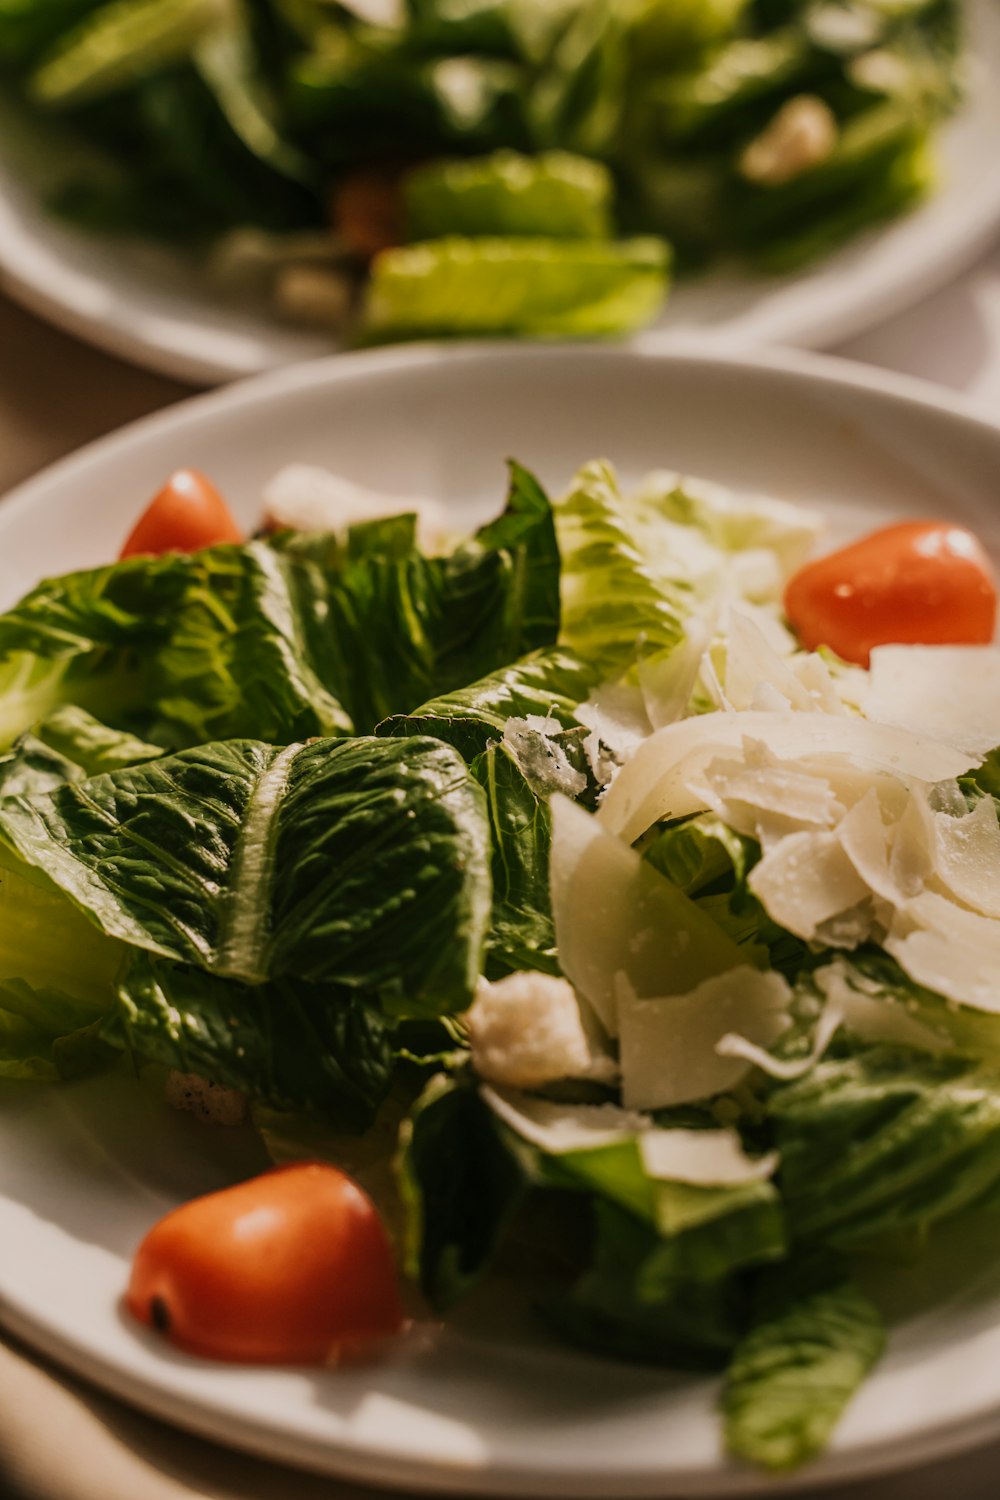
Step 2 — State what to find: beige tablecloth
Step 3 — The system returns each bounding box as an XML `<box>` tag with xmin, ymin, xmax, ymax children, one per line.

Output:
<box><xmin>3</xmin><ymin>288</ymin><xmax>1000</xmax><ymax>1500</ymax></box>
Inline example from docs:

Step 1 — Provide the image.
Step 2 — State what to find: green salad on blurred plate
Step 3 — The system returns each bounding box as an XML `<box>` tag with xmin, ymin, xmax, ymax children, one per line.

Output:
<box><xmin>0</xmin><ymin>0</ymin><xmax>964</xmax><ymax>343</ymax></box>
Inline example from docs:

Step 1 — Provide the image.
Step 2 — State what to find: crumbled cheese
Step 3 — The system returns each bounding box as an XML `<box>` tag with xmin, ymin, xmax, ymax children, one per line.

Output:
<box><xmin>502</xmin><ymin>718</ymin><xmax>587</xmax><ymax>799</ymax></box>
<box><xmin>467</xmin><ymin>973</ymin><xmax>594</xmax><ymax>1089</ymax></box>
<box><xmin>262</xmin><ymin>464</ymin><xmax>447</xmax><ymax>553</ymax></box>
<box><xmin>617</xmin><ymin>967</ymin><xmax>790</xmax><ymax>1110</ymax></box>
<box><xmin>740</xmin><ymin>96</ymin><xmax>839</xmax><ymax>187</ymax></box>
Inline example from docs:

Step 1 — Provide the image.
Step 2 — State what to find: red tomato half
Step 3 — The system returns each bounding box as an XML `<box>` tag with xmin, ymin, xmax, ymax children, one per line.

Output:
<box><xmin>784</xmin><ymin>520</ymin><xmax>998</xmax><ymax>667</ymax></box>
<box><xmin>126</xmin><ymin>1162</ymin><xmax>404</xmax><ymax>1364</ymax></box>
<box><xmin>120</xmin><ymin>469</ymin><xmax>243</xmax><ymax>559</ymax></box>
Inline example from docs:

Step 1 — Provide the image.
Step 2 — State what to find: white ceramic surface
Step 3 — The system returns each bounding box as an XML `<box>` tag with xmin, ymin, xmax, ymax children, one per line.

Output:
<box><xmin>1</xmin><ymin>2</ymin><xmax>999</xmax><ymax>385</ymax></box>
<box><xmin>3</xmin><ymin>345</ymin><xmax>1000</xmax><ymax>1495</ymax></box>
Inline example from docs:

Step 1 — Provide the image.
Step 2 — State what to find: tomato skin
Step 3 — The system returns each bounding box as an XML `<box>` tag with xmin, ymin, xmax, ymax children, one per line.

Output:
<box><xmin>784</xmin><ymin>521</ymin><xmax>997</xmax><ymax>667</ymax></box>
<box><xmin>120</xmin><ymin>470</ymin><xmax>243</xmax><ymax>559</ymax></box>
<box><xmin>126</xmin><ymin>1162</ymin><xmax>405</xmax><ymax>1364</ymax></box>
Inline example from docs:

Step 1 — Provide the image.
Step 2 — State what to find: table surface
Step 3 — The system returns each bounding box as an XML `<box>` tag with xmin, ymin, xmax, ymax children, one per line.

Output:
<box><xmin>1</xmin><ymin>240</ymin><xmax>1000</xmax><ymax>1500</ymax></box>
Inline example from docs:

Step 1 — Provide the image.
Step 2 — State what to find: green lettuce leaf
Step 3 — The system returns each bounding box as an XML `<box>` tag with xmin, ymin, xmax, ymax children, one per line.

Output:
<box><xmin>545</xmin><ymin>1200</ymin><xmax>749</xmax><ymax>1369</ymax></box>
<box><xmin>770</xmin><ymin>1039</ymin><xmax>1000</xmax><ymax>1249</ymax></box>
<box><xmin>0</xmin><ymin>706</ymin><xmax>163</xmax><ymax>799</ymax></box>
<box><xmin>117</xmin><ymin>952</ymin><xmax>395</xmax><ymax>1130</ymax></box>
<box><xmin>399</xmin><ymin>1070</ymin><xmax>529</xmax><ymax>1308</ymax></box>
<box><xmin>553</xmin><ymin>459</ymin><xmax>691</xmax><ymax>675</ymax></box>
<box><xmin>364</xmin><ymin>236</ymin><xmax>671</xmax><ymax>339</ymax></box>
<box><xmin>405</xmin><ymin>150</ymin><xmax>613</xmax><ymax>240</ymax></box>
<box><xmin>723</xmin><ymin>1254</ymin><xmax>885</xmax><ymax>1471</ymax></box>
<box><xmin>380</xmin><ymin>644</ymin><xmax>596</xmax><ymax>760</ymax></box>
<box><xmin>0</xmin><ymin>735</ymin><xmax>492</xmax><ymax>1016</ymax></box>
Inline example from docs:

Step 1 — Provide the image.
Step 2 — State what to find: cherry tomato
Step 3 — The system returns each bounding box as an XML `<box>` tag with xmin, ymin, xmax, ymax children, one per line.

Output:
<box><xmin>331</xmin><ymin>166</ymin><xmax>403</xmax><ymax>261</ymax></box>
<box><xmin>784</xmin><ymin>520</ymin><xmax>998</xmax><ymax>667</ymax></box>
<box><xmin>126</xmin><ymin>1162</ymin><xmax>405</xmax><ymax>1364</ymax></box>
<box><xmin>120</xmin><ymin>469</ymin><xmax>243</xmax><ymax>559</ymax></box>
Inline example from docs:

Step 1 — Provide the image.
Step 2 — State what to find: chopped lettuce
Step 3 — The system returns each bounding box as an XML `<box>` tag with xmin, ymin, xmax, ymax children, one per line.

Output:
<box><xmin>364</xmin><ymin>237</ymin><xmax>671</xmax><ymax>340</ymax></box>
<box><xmin>404</xmin><ymin>150</ymin><xmax>614</xmax><ymax>240</ymax></box>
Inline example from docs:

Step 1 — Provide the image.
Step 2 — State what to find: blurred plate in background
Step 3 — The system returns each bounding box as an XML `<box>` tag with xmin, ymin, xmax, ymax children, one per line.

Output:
<box><xmin>0</xmin><ymin>0</ymin><xmax>998</xmax><ymax>386</ymax></box>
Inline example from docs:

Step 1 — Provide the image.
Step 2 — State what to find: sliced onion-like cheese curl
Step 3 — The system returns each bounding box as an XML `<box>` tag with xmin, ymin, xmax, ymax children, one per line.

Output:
<box><xmin>866</xmin><ymin>645</ymin><xmax>1000</xmax><ymax>756</ymax></box>
<box><xmin>617</xmin><ymin>967</ymin><xmax>791</xmax><ymax>1109</ymax></box>
<box><xmin>481</xmin><ymin>1085</ymin><xmax>648</xmax><ymax>1154</ymax></box>
<box><xmin>639</xmin><ymin>1128</ymin><xmax>779</xmax><ymax>1186</ymax></box>
<box><xmin>598</xmin><ymin>711</ymin><xmax>976</xmax><ymax>845</ymax></box>
<box><xmin>549</xmin><ymin>796</ymin><xmax>745</xmax><ymax>1036</ymax></box>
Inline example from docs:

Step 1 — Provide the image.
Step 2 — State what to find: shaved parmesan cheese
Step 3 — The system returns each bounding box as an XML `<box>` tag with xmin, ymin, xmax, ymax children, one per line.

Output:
<box><xmin>725</xmin><ymin>610</ymin><xmax>819</xmax><ymax>714</ymax></box>
<box><xmin>887</xmin><ymin>892</ymin><xmax>1000</xmax><ymax>1013</ymax></box>
<box><xmin>866</xmin><ymin>646</ymin><xmax>1000</xmax><ymax>756</ymax></box>
<box><xmin>617</xmin><ymin>967</ymin><xmax>791</xmax><ymax>1109</ymax></box>
<box><xmin>639</xmin><ymin>1128</ymin><xmax>779</xmax><ymax>1186</ymax></box>
<box><xmin>598</xmin><ymin>710</ymin><xmax>976</xmax><ymax>845</ymax></box>
<box><xmin>814</xmin><ymin>961</ymin><xmax>945</xmax><ymax>1052</ymax></box>
<box><xmin>717</xmin><ymin>997</ymin><xmax>845</xmax><ymax>1081</ymax></box>
<box><xmin>638</xmin><ymin>620</ymin><xmax>709</xmax><ymax>731</ymax></box>
<box><xmin>549</xmin><ymin>796</ymin><xmax>745</xmax><ymax>1036</ymax></box>
<box><xmin>633</xmin><ymin>472</ymin><xmax>821</xmax><ymax>579</ymax></box>
<box><xmin>481</xmin><ymin>1086</ymin><xmax>648</xmax><ymax>1154</ymax></box>
<box><xmin>748</xmin><ymin>831</ymin><xmax>871</xmax><ymax>943</ymax></box>
<box><xmin>698</xmin><ymin>740</ymin><xmax>844</xmax><ymax>843</ymax></box>
<box><xmin>930</xmin><ymin>796</ymin><xmax>1000</xmax><ymax>920</ymax></box>
<box><xmin>467</xmin><ymin>973</ymin><xmax>595</xmax><ymax>1089</ymax></box>
<box><xmin>576</xmin><ymin>682</ymin><xmax>650</xmax><ymax>760</ymax></box>
<box><xmin>262</xmin><ymin>465</ymin><xmax>448</xmax><ymax>552</ymax></box>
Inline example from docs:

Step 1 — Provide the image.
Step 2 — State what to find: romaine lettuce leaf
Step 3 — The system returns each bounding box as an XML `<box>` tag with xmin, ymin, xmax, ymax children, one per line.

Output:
<box><xmin>553</xmin><ymin>459</ymin><xmax>691</xmax><ymax>676</ymax></box>
<box><xmin>723</xmin><ymin>1254</ymin><xmax>885</xmax><ymax>1471</ymax></box>
<box><xmin>0</xmin><ymin>467</ymin><xmax>561</xmax><ymax>748</ymax></box>
<box><xmin>399</xmin><ymin>1070</ymin><xmax>530</xmax><ymax>1308</ymax></box>
<box><xmin>0</xmin><ymin>977</ymin><xmax>115</xmax><ymax>1081</ymax></box>
<box><xmin>405</xmin><ymin>150</ymin><xmax>613</xmax><ymax>240</ymax></box>
<box><xmin>380</xmin><ymin>644</ymin><xmax>596</xmax><ymax>760</ymax></box>
<box><xmin>364</xmin><ymin>236</ymin><xmax>671</xmax><ymax>339</ymax></box>
<box><xmin>770</xmin><ymin>1039</ymin><xmax>1000</xmax><ymax>1249</ymax></box>
<box><xmin>0</xmin><ymin>707</ymin><xmax>163</xmax><ymax>799</ymax></box>
<box><xmin>545</xmin><ymin>1200</ymin><xmax>749</xmax><ymax>1369</ymax></box>
<box><xmin>117</xmin><ymin>953</ymin><xmax>395</xmax><ymax>1130</ymax></box>
<box><xmin>0</xmin><ymin>735</ymin><xmax>492</xmax><ymax>1017</ymax></box>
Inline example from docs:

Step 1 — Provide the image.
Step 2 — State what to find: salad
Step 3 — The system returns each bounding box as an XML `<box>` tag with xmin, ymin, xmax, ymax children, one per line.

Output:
<box><xmin>0</xmin><ymin>0</ymin><xmax>964</xmax><ymax>342</ymax></box>
<box><xmin>0</xmin><ymin>450</ymin><xmax>999</xmax><ymax>1475</ymax></box>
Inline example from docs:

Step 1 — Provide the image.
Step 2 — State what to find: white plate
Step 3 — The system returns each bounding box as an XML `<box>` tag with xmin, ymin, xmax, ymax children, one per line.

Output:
<box><xmin>1</xmin><ymin>2</ymin><xmax>1000</xmax><ymax>385</ymax></box>
<box><xmin>3</xmin><ymin>344</ymin><xmax>1000</xmax><ymax>1496</ymax></box>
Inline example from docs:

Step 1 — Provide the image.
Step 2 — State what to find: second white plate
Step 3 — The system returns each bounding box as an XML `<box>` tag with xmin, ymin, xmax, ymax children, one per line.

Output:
<box><xmin>1</xmin><ymin>1</ymin><xmax>999</xmax><ymax>384</ymax></box>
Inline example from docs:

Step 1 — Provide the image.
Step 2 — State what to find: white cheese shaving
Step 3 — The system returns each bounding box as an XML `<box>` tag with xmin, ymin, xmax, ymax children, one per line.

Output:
<box><xmin>598</xmin><ymin>710</ymin><xmax>976</xmax><ymax>845</ymax></box>
<box><xmin>617</xmin><ymin>967</ymin><xmax>791</xmax><ymax>1109</ymax></box>
<box><xmin>814</xmin><ymin>961</ymin><xmax>945</xmax><ymax>1053</ymax></box>
<box><xmin>929</xmin><ymin>795</ymin><xmax>1000</xmax><ymax>920</ymax></box>
<box><xmin>724</xmin><ymin>609</ymin><xmax>821</xmax><ymax>714</ymax></box>
<box><xmin>886</xmin><ymin>892</ymin><xmax>1000</xmax><ymax>1014</ymax></box>
<box><xmin>549</xmin><ymin>796</ymin><xmax>743</xmax><ymax>1037</ymax></box>
<box><xmin>481</xmin><ymin>1086</ymin><xmax>648</xmax><ymax>1154</ymax></box>
<box><xmin>748</xmin><ymin>830</ymin><xmax>873</xmax><ymax>944</ymax></box>
<box><xmin>866</xmin><ymin>645</ymin><xmax>1000</xmax><ymax>757</ymax></box>
<box><xmin>638</xmin><ymin>1128</ymin><xmax>779</xmax><ymax>1186</ymax></box>
<box><xmin>262</xmin><ymin>464</ymin><xmax>448</xmax><ymax>553</ymax></box>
